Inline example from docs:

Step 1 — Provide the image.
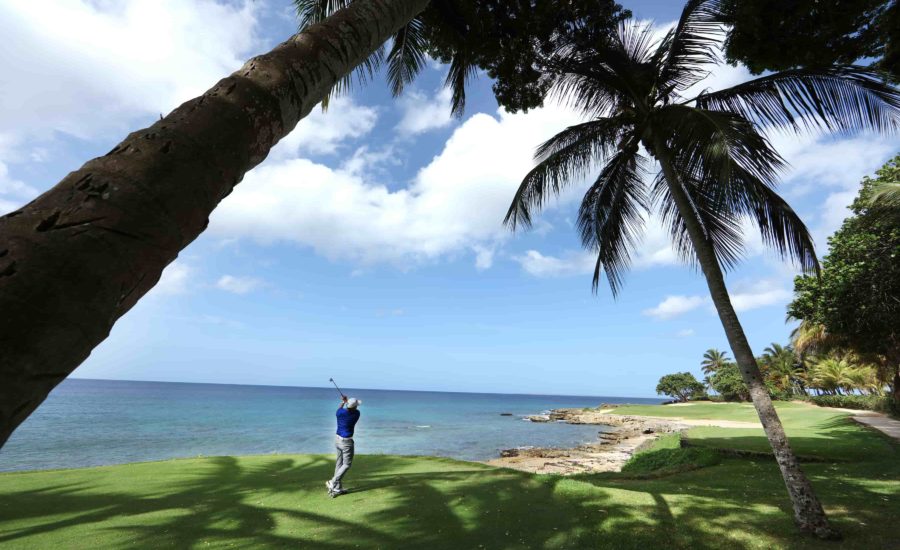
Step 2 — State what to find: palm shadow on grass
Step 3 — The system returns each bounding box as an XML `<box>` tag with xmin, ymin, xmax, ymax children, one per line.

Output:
<box><xmin>0</xmin><ymin>452</ymin><xmax>898</xmax><ymax>549</ymax></box>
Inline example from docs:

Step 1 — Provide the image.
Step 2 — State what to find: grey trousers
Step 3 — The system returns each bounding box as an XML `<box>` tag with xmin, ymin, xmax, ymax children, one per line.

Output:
<box><xmin>330</xmin><ymin>435</ymin><xmax>354</xmax><ymax>490</ymax></box>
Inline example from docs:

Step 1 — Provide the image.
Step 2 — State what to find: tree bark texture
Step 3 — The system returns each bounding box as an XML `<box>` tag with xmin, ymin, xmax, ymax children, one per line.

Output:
<box><xmin>0</xmin><ymin>0</ymin><xmax>430</xmax><ymax>448</ymax></box>
<box><xmin>652</xmin><ymin>137</ymin><xmax>840</xmax><ymax>540</ymax></box>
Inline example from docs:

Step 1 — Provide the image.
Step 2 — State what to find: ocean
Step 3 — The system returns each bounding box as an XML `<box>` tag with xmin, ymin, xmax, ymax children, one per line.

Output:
<box><xmin>0</xmin><ymin>379</ymin><xmax>662</xmax><ymax>472</ymax></box>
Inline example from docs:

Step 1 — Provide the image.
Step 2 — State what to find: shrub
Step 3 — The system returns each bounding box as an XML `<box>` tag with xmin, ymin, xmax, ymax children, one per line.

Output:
<box><xmin>622</xmin><ymin>446</ymin><xmax>721</xmax><ymax>474</ymax></box>
<box><xmin>810</xmin><ymin>394</ymin><xmax>894</xmax><ymax>413</ymax></box>
<box><xmin>708</xmin><ymin>363</ymin><xmax>750</xmax><ymax>401</ymax></box>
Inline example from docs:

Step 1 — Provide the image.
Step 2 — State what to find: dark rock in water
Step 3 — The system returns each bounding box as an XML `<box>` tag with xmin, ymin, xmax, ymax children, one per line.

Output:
<box><xmin>500</xmin><ymin>448</ymin><xmax>520</xmax><ymax>457</ymax></box>
<box><xmin>500</xmin><ymin>413</ymin><xmax>513</xmax><ymax>416</ymax></box>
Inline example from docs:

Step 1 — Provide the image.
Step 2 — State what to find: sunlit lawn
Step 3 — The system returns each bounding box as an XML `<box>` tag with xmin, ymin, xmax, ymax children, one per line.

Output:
<box><xmin>612</xmin><ymin>401</ymin><xmax>894</xmax><ymax>461</ymax></box>
<box><xmin>1</xmin><ymin>402</ymin><xmax>897</xmax><ymax>549</ymax></box>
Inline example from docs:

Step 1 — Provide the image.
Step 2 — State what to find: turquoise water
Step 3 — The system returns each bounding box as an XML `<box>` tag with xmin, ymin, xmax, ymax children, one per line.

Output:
<box><xmin>0</xmin><ymin>379</ymin><xmax>662</xmax><ymax>472</ymax></box>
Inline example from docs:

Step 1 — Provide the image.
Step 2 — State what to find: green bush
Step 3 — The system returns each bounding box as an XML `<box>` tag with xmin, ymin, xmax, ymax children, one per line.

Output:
<box><xmin>622</xmin><ymin>436</ymin><xmax>721</xmax><ymax>475</ymax></box>
<box><xmin>810</xmin><ymin>394</ymin><xmax>895</xmax><ymax>413</ymax></box>
<box><xmin>708</xmin><ymin>363</ymin><xmax>750</xmax><ymax>401</ymax></box>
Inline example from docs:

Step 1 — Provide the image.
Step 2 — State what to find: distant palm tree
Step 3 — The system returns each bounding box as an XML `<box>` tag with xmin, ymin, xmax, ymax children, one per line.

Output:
<box><xmin>701</xmin><ymin>348</ymin><xmax>729</xmax><ymax>375</ymax></box>
<box><xmin>505</xmin><ymin>0</ymin><xmax>900</xmax><ymax>538</ymax></box>
<box><xmin>760</xmin><ymin>343</ymin><xmax>803</xmax><ymax>396</ymax></box>
<box><xmin>790</xmin><ymin>319</ymin><xmax>835</xmax><ymax>357</ymax></box>
<box><xmin>809</xmin><ymin>356</ymin><xmax>859</xmax><ymax>395</ymax></box>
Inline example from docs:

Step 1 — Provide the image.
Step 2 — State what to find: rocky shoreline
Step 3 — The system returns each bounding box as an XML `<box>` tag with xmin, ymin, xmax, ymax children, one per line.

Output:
<box><xmin>485</xmin><ymin>407</ymin><xmax>687</xmax><ymax>475</ymax></box>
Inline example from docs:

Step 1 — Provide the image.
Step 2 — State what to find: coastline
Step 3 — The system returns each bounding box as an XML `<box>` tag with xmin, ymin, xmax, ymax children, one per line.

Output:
<box><xmin>486</xmin><ymin>406</ymin><xmax>758</xmax><ymax>475</ymax></box>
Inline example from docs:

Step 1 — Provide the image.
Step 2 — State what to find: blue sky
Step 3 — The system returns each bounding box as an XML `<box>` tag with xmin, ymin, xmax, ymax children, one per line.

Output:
<box><xmin>1</xmin><ymin>1</ymin><xmax>897</xmax><ymax>398</ymax></box>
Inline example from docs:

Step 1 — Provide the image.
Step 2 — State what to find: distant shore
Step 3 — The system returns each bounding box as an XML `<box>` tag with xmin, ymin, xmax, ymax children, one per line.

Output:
<box><xmin>486</xmin><ymin>405</ymin><xmax>759</xmax><ymax>474</ymax></box>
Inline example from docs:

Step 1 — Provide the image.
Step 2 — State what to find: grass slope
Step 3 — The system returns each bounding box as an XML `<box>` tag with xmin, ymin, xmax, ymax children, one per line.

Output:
<box><xmin>612</xmin><ymin>401</ymin><xmax>894</xmax><ymax>461</ymax></box>
<box><xmin>0</xmin><ymin>403</ymin><xmax>897</xmax><ymax>549</ymax></box>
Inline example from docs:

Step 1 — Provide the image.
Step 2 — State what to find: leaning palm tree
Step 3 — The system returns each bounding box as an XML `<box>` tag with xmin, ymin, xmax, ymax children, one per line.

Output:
<box><xmin>0</xmin><ymin>0</ymin><xmax>434</xmax><ymax>451</ymax></box>
<box><xmin>700</xmin><ymin>348</ymin><xmax>729</xmax><ymax>375</ymax></box>
<box><xmin>505</xmin><ymin>0</ymin><xmax>900</xmax><ymax>537</ymax></box>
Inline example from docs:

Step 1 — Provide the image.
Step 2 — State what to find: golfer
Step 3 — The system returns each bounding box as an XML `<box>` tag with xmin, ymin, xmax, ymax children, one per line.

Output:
<box><xmin>326</xmin><ymin>395</ymin><xmax>361</xmax><ymax>497</ymax></box>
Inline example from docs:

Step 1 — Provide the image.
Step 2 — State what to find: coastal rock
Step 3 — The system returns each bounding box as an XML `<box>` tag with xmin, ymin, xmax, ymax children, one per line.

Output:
<box><xmin>488</xmin><ymin>407</ymin><xmax>689</xmax><ymax>476</ymax></box>
<box><xmin>500</xmin><ymin>413</ymin><xmax>513</xmax><ymax>416</ymax></box>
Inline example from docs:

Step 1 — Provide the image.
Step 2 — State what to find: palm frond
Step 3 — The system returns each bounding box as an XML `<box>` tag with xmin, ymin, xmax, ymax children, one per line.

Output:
<box><xmin>505</xmin><ymin>118</ymin><xmax>634</xmax><ymax>230</ymax></box>
<box><xmin>617</xmin><ymin>19</ymin><xmax>661</xmax><ymax>66</ymax></box>
<box><xmin>577</xmin><ymin>147</ymin><xmax>649</xmax><ymax>294</ymax></box>
<box><xmin>444</xmin><ymin>49</ymin><xmax>478</xmax><ymax>118</ymax></box>
<box><xmin>693</xmin><ymin>66</ymin><xmax>900</xmax><ymax>134</ymax></box>
<box><xmin>546</xmin><ymin>25</ymin><xmax>656</xmax><ymax>118</ymax></box>
<box><xmin>741</xmin><ymin>175</ymin><xmax>818</xmax><ymax>273</ymax></box>
<box><xmin>654</xmin><ymin>105</ymin><xmax>818</xmax><ymax>272</ymax></box>
<box><xmin>656</xmin><ymin>0</ymin><xmax>726</xmax><ymax>95</ymax></box>
<box><xmin>386</xmin><ymin>18</ymin><xmax>427</xmax><ymax>97</ymax></box>
<box><xmin>868</xmin><ymin>181</ymin><xmax>900</xmax><ymax>206</ymax></box>
<box><xmin>294</xmin><ymin>0</ymin><xmax>349</xmax><ymax>27</ymax></box>
<box><xmin>652</xmin><ymin>170</ymin><xmax>746</xmax><ymax>271</ymax></box>
<box><xmin>294</xmin><ymin>0</ymin><xmax>384</xmax><ymax>110</ymax></box>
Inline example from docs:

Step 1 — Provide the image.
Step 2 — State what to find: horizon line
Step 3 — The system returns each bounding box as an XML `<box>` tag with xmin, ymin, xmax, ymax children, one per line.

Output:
<box><xmin>66</xmin><ymin>376</ymin><xmax>662</xmax><ymax>401</ymax></box>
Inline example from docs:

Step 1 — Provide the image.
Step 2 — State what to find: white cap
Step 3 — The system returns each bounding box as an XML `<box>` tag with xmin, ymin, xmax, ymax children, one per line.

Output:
<box><xmin>346</xmin><ymin>398</ymin><xmax>361</xmax><ymax>409</ymax></box>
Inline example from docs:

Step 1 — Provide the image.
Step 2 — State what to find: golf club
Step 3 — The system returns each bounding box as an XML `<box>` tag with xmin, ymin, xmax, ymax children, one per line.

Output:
<box><xmin>329</xmin><ymin>378</ymin><xmax>346</xmax><ymax>399</ymax></box>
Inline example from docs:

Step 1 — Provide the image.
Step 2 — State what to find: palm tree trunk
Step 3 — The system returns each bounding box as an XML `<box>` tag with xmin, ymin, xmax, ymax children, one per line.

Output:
<box><xmin>0</xmin><ymin>0</ymin><xmax>430</xmax><ymax>449</ymax></box>
<box><xmin>652</xmin><ymin>138</ymin><xmax>839</xmax><ymax>539</ymax></box>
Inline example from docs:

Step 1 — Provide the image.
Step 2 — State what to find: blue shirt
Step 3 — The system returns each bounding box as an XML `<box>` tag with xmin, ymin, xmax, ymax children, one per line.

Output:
<box><xmin>336</xmin><ymin>407</ymin><xmax>360</xmax><ymax>438</ymax></box>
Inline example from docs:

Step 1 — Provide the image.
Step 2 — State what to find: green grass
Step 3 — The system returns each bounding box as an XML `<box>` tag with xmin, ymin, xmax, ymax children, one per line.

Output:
<box><xmin>620</xmin><ymin>434</ymin><xmax>721</xmax><ymax>475</ymax></box>
<box><xmin>1</xmin><ymin>402</ymin><xmax>897</xmax><ymax>549</ymax></box>
<box><xmin>612</xmin><ymin>401</ymin><xmax>895</xmax><ymax>461</ymax></box>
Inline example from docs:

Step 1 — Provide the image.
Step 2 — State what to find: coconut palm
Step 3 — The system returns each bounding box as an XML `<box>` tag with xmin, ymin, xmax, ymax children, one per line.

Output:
<box><xmin>790</xmin><ymin>319</ymin><xmax>835</xmax><ymax>357</ymax></box>
<box><xmin>760</xmin><ymin>343</ymin><xmax>803</xmax><ymax>396</ymax></box>
<box><xmin>700</xmin><ymin>348</ymin><xmax>729</xmax><ymax>375</ymax></box>
<box><xmin>809</xmin><ymin>356</ymin><xmax>859</xmax><ymax>395</ymax></box>
<box><xmin>504</xmin><ymin>0</ymin><xmax>900</xmax><ymax>537</ymax></box>
<box><xmin>848</xmin><ymin>365</ymin><xmax>884</xmax><ymax>395</ymax></box>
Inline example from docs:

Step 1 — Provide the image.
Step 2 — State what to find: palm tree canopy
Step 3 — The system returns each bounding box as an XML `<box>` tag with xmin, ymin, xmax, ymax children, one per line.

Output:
<box><xmin>294</xmin><ymin>0</ymin><xmax>630</xmax><ymax>114</ymax></box>
<box><xmin>505</xmin><ymin>0</ymin><xmax>900</xmax><ymax>294</ymax></box>
<box><xmin>700</xmin><ymin>348</ymin><xmax>729</xmax><ymax>375</ymax></box>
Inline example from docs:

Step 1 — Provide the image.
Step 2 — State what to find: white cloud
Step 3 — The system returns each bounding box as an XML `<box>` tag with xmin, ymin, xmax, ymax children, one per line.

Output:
<box><xmin>768</xmin><ymin>134</ymin><xmax>899</xmax><ymax>249</ymax></box>
<box><xmin>472</xmin><ymin>245</ymin><xmax>495</xmax><ymax>271</ymax></box>
<box><xmin>514</xmin><ymin>250</ymin><xmax>595</xmax><ymax>278</ymax></box>
<box><xmin>215</xmin><ymin>275</ymin><xmax>263</xmax><ymax>295</ymax></box>
<box><xmin>728</xmin><ymin>279</ymin><xmax>792</xmax><ymax>312</ymax></box>
<box><xmin>676</xmin><ymin>328</ymin><xmax>695</xmax><ymax>338</ymax></box>
<box><xmin>152</xmin><ymin>261</ymin><xmax>192</xmax><ymax>296</ymax></box>
<box><xmin>0</xmin><ymin>0</ymin><xmax>259</xmax><ymax>141</ymax></box>
<box><xmin>211</xmin><ymin>103</ymin><xmax>584</xmax><ymax>267</ymax></box>
<box><xmin>643</xmin><ymin>295</ymin><xmax>707</xmax><ymax>320</ymax></box>
<box><xmin>396</xmin><ymin>88</ymin><xmax>454</xmax><ymax>136</ymax></box>
<box><xmin>0</xmin><ymin>157</ymin><xmax>38</xmax><ymax>214</ymax></box>
<box><xmin>269</xmin><ymin>97</ymin><xmax>379</xmax><ymax>158</ymax></box>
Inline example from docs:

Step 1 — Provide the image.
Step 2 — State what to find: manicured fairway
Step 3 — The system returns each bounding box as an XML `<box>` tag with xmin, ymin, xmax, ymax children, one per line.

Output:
<box><xmin>612</xmin><ymin>401</ymin><xmax>894</xmax><ymax>461</ymax></box>
<box><xmin>1</xmin><ymin>403</ymin><xmax>897</xmax><ymax>549</ymax></box>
